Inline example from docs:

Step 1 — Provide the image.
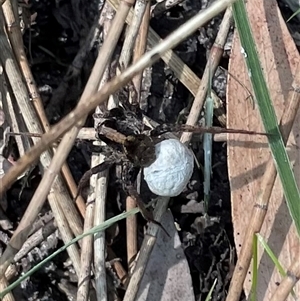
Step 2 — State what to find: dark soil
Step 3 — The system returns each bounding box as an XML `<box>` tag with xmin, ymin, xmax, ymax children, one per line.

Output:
<box><xmin>2</xmin><ymin>0</ymin><xmax>299</xmax><ymax>300</ymax></box>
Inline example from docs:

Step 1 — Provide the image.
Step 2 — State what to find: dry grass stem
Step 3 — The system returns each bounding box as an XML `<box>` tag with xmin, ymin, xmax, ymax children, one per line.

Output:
<box><xmin>93</xmin><ymin>161</ymin><xmax>109</xmax><ymax>301</ymax></box>
<box><xmin>119</xmin><ymin>0</ymin><xmax>148</xmax><ymax>69</ymax></box>
<box><xmin>0</xmin><ymin>276</ymin><xmax>14</xmax><ymax>301</ymax></box>
<box><xmin>131</xmin><ymin>1</ymin><xmax>150</xmax><ymax>103</ymax></box>
<box><xmin>50</xmin><ymin>198</ymin><xmax>81</xmax><ymax>275</ymax></box>
<box><xmin>181</xmin><ymin>7</ymin><xmax>232</xmax><ymax>144</ymax></box>
<box><xmin>270</xmin><ymin>260</ymin><xmax>300</xmax><ymax>301</ymax></box>
<box><xmin>126</xmin><ymin>196</ymin><xmax>138</xmax><ymax>267</ymax></box>
<box><xmin>14</xmin><ymin>219</ymin><xmax>56</xmax><ymax>262</ymax></box>
<box><xmin>76</xmin><ymin>8</ymin><xmax>113</xmax><ymax>299</ymax></box>
<box><xmin>226</xmin><ymin>63</ymin><xmax>300</xmax><ymax>301</ymax></box>
<box><xmin>76</xmin><ymin>174</ymin><xmax>96</xmax><ymax>301</ymax></box>
<box><xmin>7</xmin><ymin>128</ymin><xmax>98</xmax><ymax>142</ymax></box>
<box><xmin>92</xmin><ymin>10</ymin><xmax>115</xmax><ymax>298</ymax></box>
<box><xmin>125</xmin><ymin>1</ymin><xmax>150</xmax><ymax>269</ymax></box>
<box><xmin>0</xmin><ymin>68</ymin><xmax>30</xmax><ymax>157</ymax></box>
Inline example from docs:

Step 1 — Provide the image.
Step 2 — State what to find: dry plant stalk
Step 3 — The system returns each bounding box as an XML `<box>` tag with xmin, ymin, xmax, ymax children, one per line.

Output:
<box><xmin>123</xmin><ymin>0</ymin><xmax>151</xmax><ymax>270</ymax></box>
<box><xmin>181</xmin><ymin>7</ymin><xmax>232</xmax><ymax>143</ymax></box>
<box><xmin>119</xmin><ymin>0</ymin><xmax>148</xmax><ymax>69</ymax></box>
<box><xmin>0</xmin><ymin>0</ymin><xmax>235</xmax><ymax>278</ymax></box>
<box><xmin>0</xmin><ymin>276</ymin><xmax>14</xmax><ymax>301</ymax></box>
<box><xmin>78</xmin><ymin>6</ymin><xmax>117</xmax><ymax>300</ymax></box>
<box><xmin>0</xmin><ymin>67</ymin><xmax>31</xmax><ymax>157</ymax></box>
<box><xmin>126</xmin><ymin>195</ymin><xmax>138</xmax><ymax>267</ymax></box>
<box><xmin>270</xmin><ymin>260</ymin><xmax>300</xmax><ymax>301</ymax></box>
<box><xmin>131</xmin><ymin>0</ymin><xmax>150</xmax><ymax>103</ymax></box>
<box><xmin>226</xmin><ymin>64</ymin><xmax>300</xmax><ymax>301</ymax></box>
<box><xmin>91</xmin><ymin>8</ymin><xmax>116</xmax><ymax>301</ymax></box>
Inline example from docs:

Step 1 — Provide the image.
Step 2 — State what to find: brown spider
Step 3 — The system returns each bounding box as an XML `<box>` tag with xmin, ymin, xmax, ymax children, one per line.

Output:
<box><xmin>74</xmin><ymin>101</ymin><xmax>270</xmax><ymax>234</ymax></box>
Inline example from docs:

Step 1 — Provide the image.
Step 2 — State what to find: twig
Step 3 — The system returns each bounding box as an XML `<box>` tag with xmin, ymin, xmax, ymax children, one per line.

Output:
<box><xmin>78</xmin><ymin>6</ymin><xmax>115</xmax><ymax>300</ymax></box>
<box><xmin>76</xmin><ymin>172</ymin><xmax>96</xmax><ymax>301</ymax></box>
<box><xmin>181</xmin><ymin>7</ymin><xmax>232</xmax><ymax>143</ymax></box>
<box><xmin>126</xmin><ymin>195</ymin><xmax>138</xmax><ymax>268</ymax></box>
<box><xmin>0</xmin><ymin>276</ymin><xmax>14</xmax><ymax>301</ymax></box>
<box><xmin>131</xmin><ymin>0</ymin><xmax>150</xmax><ymax>104</ymax></box>
<box><xmin>14</xmin><ymin>219</ymin><xmax>56</xmax><ymax>262</ymax></box>
<box><xmin>92</xmin><ymin>9</ymin><xmax>116</xmax><ymax>298</ymax></box>
<box><xmin>226</xmin><ymin>62</ymin><xmax>300</xmax><ymax>301</ymax></box>
<box><xmin>0</xmin><ymin>69</ymin><xmax>30</xmax><ymax>157</ymax></box>
<box><xmin>93</xmin><ymin>151</ymin><xmax>109</xmax><ymax>301</ymax></box>
<box><xmin>6</xmin><ymin>127</ymin><xmax>97</xmax><ymax>141</ymax></box>
<box><xmin>125</xmin><ymin>0</ymin><xmax>151</xmax><ymax>270</ymax></box>
<box><xmin>119</xmin><ymin>0</ymin><xmax>149</xmax><ymax>69</ymax></box>
<box><xmin>270</xmin><ymin>260</ymin><xmax>300</xmax><ymax>301</ymax></box>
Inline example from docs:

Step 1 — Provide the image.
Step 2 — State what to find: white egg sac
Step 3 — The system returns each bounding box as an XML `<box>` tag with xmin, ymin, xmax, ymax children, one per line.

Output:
<box><xmin>143</xmin><ymin>139</ymin><xmax>194</xmax><ymax>197</ymax></box>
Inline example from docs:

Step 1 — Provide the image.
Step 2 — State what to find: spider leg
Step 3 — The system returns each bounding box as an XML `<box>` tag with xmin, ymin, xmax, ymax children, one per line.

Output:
<box><xmin>126</xmin><ymin>185</ymin><xmax>170</xmax><ymax>237</ymax></box>
<box><xmin>74</xmin><ymin>160</ymin><xmax>114</xmax><ymax>201</ymax></box>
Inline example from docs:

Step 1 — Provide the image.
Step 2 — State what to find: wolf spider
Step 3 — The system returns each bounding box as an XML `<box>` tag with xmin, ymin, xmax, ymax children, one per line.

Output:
<box><xmin>76</xmin><ymin>102</ymin><xmax>269</xmax><ymax>231</ymax></box>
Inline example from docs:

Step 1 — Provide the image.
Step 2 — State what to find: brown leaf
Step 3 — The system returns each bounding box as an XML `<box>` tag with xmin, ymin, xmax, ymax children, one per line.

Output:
<box><xmin>136</xmin><ymin>211</ymin><xmax>195</xmax><ymax>301</ymax></box>
<box><xmin>227</xmin><ymin>0</ymin><xmax>300</xmax><ymax>299</ymax></box>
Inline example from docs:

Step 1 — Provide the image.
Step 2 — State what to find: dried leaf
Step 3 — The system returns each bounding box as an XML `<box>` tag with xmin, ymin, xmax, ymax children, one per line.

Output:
<box><xmin>136</xmin><ymin>210</ymin><xmax>195</xmax><ymax>301</ymax></box>
<box><xmin>227</xmin><ymin>0</ymin><xmax>300</xmax><ymax>299</ymax></box>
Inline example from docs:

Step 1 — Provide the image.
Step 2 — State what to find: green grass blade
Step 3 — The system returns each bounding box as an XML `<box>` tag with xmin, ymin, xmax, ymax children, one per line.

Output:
<box><xmin>232</xmin><ymin>0</ymin><xmax>300</xmax><ymax>235</ymax></box>
<box><xmin>256</xmin><ymin>234</ymin><xmax>286</xmax><ymax>275</ymax></box>
<box><xmin>287</xmin><ymin>8</ymin><xmax>300</xmax><ymax>22</ymax></box>
<box><xmin>205</xmin><ymin>278</ymin><xmax>217</xmax><ymax>301</ymax></box>
<box><xmin>250</xmin><ymin>234</ymin><xmax>258</xmax><ymax>301</ymax></box>
<box><xmin>203</xmin><ymin>64</ymin><xmax>214</xmax><ymax>210</ymax></box>
<box><xmin>256</xmin><ymin>234</ymin><xmax>297</xmax><ymax>299</ymax></box>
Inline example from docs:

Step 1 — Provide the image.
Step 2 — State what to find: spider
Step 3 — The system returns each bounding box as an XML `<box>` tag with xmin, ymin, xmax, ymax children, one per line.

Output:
<box><xmin>75</xmin><ymin>102</ymin><xmax>269</xmax><ymax>231</ymax></box>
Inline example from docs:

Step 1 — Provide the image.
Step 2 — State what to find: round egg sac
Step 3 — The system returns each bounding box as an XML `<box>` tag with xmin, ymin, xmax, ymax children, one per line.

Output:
<box><xmin>143</xmin><ymin>139</ymin><xmax>194</xmax><ymax>197</ymax></box>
